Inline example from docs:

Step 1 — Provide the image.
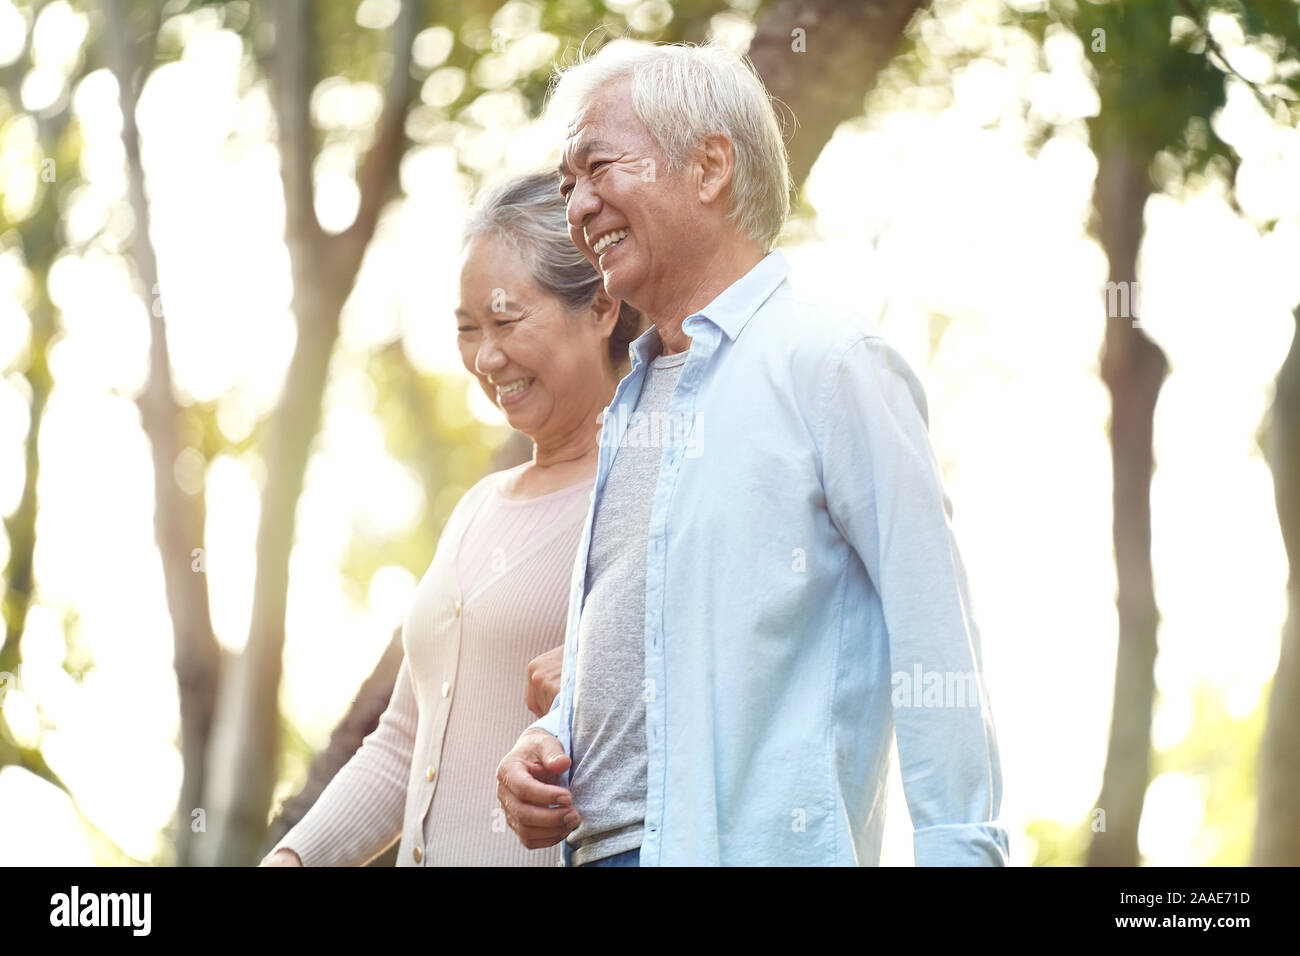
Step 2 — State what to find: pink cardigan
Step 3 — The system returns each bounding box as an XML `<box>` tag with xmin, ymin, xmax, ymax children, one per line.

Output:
<box><xmin>273</xmin><ymin>467</ymin><xmax>593</xmax><ymax>866</ymax></box>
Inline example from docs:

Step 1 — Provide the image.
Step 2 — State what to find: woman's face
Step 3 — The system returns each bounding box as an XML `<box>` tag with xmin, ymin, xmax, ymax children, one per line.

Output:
<box><xmin>456</xmin><ymin>233</ymin><xmax>618</xmax><ymax>445</ymax></box>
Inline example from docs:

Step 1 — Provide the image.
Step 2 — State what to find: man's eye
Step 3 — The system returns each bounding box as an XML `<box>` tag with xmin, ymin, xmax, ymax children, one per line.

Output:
<box><xmin>457</xmin><ymin>326</ymin><xmax>476</xmax><ymax>334</ymax></box>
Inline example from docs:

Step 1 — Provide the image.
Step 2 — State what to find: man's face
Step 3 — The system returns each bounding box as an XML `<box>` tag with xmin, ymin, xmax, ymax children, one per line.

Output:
<box><xmin>558</xmin><ymin>77</ymin><xmax>700</xmax><ymax>310</ymax></box>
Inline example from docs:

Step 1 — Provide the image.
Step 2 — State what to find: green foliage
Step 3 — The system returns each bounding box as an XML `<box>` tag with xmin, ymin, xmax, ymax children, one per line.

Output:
<box><xmin>889</xmin><ymin>0</ymin><xmax>1299</xmax><ymax>197</ymax></box>
<box><xmin>1051</xmin><ymin>1</ymin><xmax>1297</xmax><ymax>182</ymax></box>
<box><xmin>1026</xmin><ymin>815</ymin><xmax>1094</xmax><ymax>866</ymax></box>
<box><xmin>1154</xmin><ymin>680</ymin><xmax>1266</xmax><ymax>865</ymax></box>
<box><xmin>1028</xmin><ymin>681</ymin><xmax>1267</xmax><ymax>865</ymax></box>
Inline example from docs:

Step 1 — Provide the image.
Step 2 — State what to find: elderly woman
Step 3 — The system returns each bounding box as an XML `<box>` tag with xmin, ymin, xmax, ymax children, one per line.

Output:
<box><xmin>259</xmin><ymin>170</ymin><xmax>639</xmax><ymax>866</ymax></box>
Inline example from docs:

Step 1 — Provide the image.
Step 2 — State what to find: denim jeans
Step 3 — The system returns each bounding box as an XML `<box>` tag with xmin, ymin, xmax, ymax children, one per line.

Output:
<box><xmin>580</xmin><ymin>847</ymin><xmax>641</xmax><ymax>867</ymax></box>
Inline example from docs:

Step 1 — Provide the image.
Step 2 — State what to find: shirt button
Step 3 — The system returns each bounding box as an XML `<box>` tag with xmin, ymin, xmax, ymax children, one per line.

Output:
<box><xmin>588</xmin><ymin>490</ymin><xmax>594</xmax><ymax>502</ymax></box>
<box><xmin>454</xmin><ymin>599</ymin><xmax>461</xmax><ymax>617</ymax></box>
<box><xmin>441</xmin><ymin>680</ymin><xmax>450</xmax><ymax>698</ymax></box>
<box><xmin>426</xmin><ymin>765</ymin><xmax>435</xmax><ymax>781</ymax></box>
<box><xmin>412</xmin><ymin>846</ymin><xmax>422</xmax><ymax>863</ymax></box>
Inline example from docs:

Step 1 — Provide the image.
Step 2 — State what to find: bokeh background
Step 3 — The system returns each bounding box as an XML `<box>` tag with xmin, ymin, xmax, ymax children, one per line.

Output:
<box><xmin>0</xmin><ymin>0</ymin><xmax>1297</xmax><ymax>866</ymax></box>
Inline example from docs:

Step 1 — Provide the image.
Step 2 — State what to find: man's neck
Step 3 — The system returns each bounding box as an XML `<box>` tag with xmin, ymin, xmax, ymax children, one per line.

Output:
<box><xmin>645</xmin><ymin>241</ymin><xmax>765</xmax><ymax>355</ymax></box>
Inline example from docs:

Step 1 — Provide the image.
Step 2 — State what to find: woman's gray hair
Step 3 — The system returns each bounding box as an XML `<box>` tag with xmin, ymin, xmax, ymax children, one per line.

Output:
<box><xmin>462</xmin><ymin>170</ymin><xmax>642</xmax><ymax>365</ymax></box>
<box><xmin>546</xmin><ymin>39</ymin><xmax>791</xmax><ymax>251</ymax></box>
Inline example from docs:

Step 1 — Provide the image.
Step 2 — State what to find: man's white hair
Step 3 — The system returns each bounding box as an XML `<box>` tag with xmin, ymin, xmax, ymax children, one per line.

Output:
<box><xmin>547</xmin><ymin>38</ymin><xmax>791</xmax><ymax>251</ymax></box>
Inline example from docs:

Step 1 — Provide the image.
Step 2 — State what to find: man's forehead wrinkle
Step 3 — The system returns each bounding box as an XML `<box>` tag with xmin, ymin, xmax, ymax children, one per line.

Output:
<box><xmin>557</xmin><ymin>119</ymin><xmax>590</xmax><ymax>176</ymax></box>
<box><xmin>559</xmin><ymin>133</ymin><xmax>616</xmax><ymax>177</ymax></box>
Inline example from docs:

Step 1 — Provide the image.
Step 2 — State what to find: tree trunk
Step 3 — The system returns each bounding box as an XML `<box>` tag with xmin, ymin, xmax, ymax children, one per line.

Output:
<box><xmin>746</xmin><ymin>0</ymin><xmax>928</xmax><ymax>187</ymax></box>
<box><xmin>99</xmin><ymin>0</ymin><xmax>223</xmax><ymax>867</ymax></box>
<box><xmin>199</xmin><ymin>0</ymin><xmax>419</xmax><ymax>866</ymax></box>
<box><xmin>1088</xmin><ymin>140</ymin><xmax>1167</xmax><ymax>867</ymax></box>
<box><xmin>1253</xmin><ymin>303</ymin><xmax>1300</xmax><ymax>865</ymax></box>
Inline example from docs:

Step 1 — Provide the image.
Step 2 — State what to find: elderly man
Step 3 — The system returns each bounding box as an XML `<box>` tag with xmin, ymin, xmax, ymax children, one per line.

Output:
<box><xmin>495</xmin><ymin>39</ymin><xmax>1009</xmax><ymax>867</ymax></box>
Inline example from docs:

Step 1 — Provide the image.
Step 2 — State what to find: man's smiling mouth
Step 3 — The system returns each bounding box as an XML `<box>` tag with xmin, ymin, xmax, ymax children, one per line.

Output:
<box><xmin>592</xmin><ymin>228</ymin><xmax>629</xmax><ymax>256</ymax></box>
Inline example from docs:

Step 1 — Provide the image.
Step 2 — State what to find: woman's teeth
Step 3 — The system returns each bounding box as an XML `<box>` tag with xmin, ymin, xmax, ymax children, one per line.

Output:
<box><xmin>497</xmin><ymin>377</ymin><xmax>534</xmax><ymax>399</ymax></box>
<box><xmin>593</xmin><ymin>229</ymin><xmax>628</xmax><ymax>255</ymax></box>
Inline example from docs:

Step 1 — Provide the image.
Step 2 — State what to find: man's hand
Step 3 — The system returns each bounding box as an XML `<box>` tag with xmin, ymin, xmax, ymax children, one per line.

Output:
<box><xmin>496</xmin><ymin>729</ymin><xmax>580</xmax><ymax>849</ymax></box>
<box><xmin>526</xmin><ymin>645</ymin><xmax>564</xmax><ymax>718</ymax></box>
<box><xmin>259</xmin><ymin>848</ymin><xmax>302</xmax><ymax>866</ymax></box>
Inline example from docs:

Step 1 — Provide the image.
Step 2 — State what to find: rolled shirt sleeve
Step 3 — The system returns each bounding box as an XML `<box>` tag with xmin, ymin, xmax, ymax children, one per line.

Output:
<box><xmin>820</xmin><ymin>333</ymin><xmax>1009</xmax><ymax>866</ymax></box>
<box><xmin>526</xmin><ymin>686</ymin><xmax>566</xmax><ymax>741</ymax></box>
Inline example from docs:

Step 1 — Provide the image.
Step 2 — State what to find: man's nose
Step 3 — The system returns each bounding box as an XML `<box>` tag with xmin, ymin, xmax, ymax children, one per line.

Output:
<box><xmin>566</xmin><ymin>179</ymin><xmax>599</xmax><ymax>234</ymax></box>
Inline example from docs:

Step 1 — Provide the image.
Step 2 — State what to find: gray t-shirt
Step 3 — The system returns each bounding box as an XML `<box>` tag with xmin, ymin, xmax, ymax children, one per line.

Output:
<box><xmin>567</xmin><ymin>345</ymin><xmax>688</xmax><ymax>866</ymax></box>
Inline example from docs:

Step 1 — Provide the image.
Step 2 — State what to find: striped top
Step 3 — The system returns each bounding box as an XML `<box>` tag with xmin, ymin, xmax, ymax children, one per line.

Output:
<box><xmin>272</xmin><ymin>462</ymin><xmax>594</xmax><ymax>866</ymax></box>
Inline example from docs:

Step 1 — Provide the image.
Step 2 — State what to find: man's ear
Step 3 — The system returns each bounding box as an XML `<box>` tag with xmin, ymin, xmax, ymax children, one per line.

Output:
<box><xmin>696</xmin><ymin>134</ymin><xmax>735</xmax><ymax>207</ymax></box>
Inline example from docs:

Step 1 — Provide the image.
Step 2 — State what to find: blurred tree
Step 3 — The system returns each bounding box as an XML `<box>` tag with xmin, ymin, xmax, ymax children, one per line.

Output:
<box><xmin>1030</xmin><ymin>681</ymin><xmax>1266</xmax><ymax>865</ymax></box>
<box><xmin>99</xmin><ymin>0</ymin><xmax>223</xmax><ymax>869</ymax></box>
<box><xmin>874</xmin><ymin>0</ymin><xmax>1298</xmax><ymax>866</ymax></box>
<box><xmin>1009</xmin><ymin>0</ymin><xmax>1300</xmax><ymax>866</ymax></box>
<box><xmin>0</xmin><ymin>0</ymin><xmax>141</xmax><ymax>863</ymax></box>
<box><xmin>1093</xmin><ymin>0</ymin><xmax>1299</xmax><ymax>869</ymax></box>
<box><xmin>0</xmin><ymin>4</ymin><xmax>63</xmax><ymax>796</ymax></box>
<box><xmin>194</xmin><ymin>0</ymin><xmax>422</xmax><ymax>866</ymax></box>
<box><xmin>1256</xmin><ymin>298</ymin><xmax>1300</xmax><ymax>864</ymax></box>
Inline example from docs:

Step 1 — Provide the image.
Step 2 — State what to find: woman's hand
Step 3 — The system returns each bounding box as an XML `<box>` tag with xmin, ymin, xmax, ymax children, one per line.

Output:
<box><xmin>259</xmin><ymin>848</ymin><xmax>303</xmax><ymax>866</ymax></box>
<box><xmin>526</xmin><ymin>645</ymin><xmax>564</xmax><ymax>717</ymax></box>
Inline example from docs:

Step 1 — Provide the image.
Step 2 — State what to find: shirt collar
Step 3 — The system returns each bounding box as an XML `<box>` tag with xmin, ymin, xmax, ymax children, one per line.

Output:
<box><xmin>686</xmin><ymin>249</ymin><xmax>790</xmax><ymax>342</ymax></box>
<box><xmin>627</xmin><ymin>249</ymin><xmax>791</xmax><ymax>367</ymax></box>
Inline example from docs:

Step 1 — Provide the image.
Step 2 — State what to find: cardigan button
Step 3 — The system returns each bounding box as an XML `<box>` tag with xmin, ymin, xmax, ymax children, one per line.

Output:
<box><xmin>441</xmin><ymin>680</ymin><xmax>450</xmax><ymax>698</ymax></box>
<box><xmin>412</xmin><ymin>846</ymin><xmax>422</xmax><ymax>863</ymax></box>
<box><xmin>426</xmin><ymin>765</ymin><xmax>435</xmax><ymax>782</ymax></box>
<box><xmin>454</xmin><ymin>599</ymin><xmax>461</xmax><ymax>617</ymax></box>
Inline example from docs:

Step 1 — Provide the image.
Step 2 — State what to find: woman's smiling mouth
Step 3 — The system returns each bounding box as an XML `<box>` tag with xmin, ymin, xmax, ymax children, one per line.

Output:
<box><xmin>496</xmin><ymin>377</ymin><xmax>535</xmax><ymax>405</ymax></box>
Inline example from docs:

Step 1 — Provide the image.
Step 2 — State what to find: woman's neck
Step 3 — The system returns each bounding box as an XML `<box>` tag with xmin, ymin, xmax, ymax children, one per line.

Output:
<box><xmin>532</xmin><ymin>439</ymin><xmax>598</xmax><ymax>472</ymax></box>
<box><xmin>500</xmin><ymin>430</ymin><xmax>598</xmax><ymax>501</ymax></box>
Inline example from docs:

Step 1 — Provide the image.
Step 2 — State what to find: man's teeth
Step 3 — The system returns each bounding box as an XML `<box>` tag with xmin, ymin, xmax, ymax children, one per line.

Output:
<box><xmin>497</xmin><ymin>378</ymin><xmax>534</xmax><ymax>398</ymax></box>
<box><xmin>593</xmin><ymin>229</ymin><xmax>629</xmax><ymax>255</ymax></box>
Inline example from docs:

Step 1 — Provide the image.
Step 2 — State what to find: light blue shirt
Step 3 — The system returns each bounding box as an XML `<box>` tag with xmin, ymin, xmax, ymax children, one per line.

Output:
<box><xmin>530</xmin><ymin>250</ymin><xmax>1009</xmax><ymax>866</ymax></box>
